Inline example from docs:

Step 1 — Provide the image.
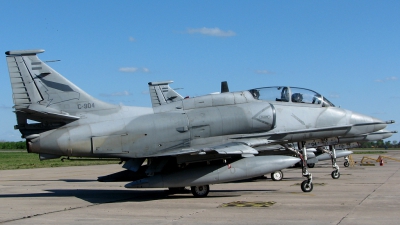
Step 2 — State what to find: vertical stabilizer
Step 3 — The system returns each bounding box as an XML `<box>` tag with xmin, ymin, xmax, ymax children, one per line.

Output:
<box><xmin>148</xmin><ymin>81</ymin><xmax>183</xmax><ymax>107</ymax></box>
<box><xmin>5</xmin><ymin>49</ymin><xmax>116</xmax><ymax>137</ymax></box>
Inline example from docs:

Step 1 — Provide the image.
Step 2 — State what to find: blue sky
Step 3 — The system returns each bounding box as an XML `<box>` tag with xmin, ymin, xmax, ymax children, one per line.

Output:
<box><xmin>0</xmin><ymin>0</ymin><xmax>399</xmax><ymax>142</ymax></box>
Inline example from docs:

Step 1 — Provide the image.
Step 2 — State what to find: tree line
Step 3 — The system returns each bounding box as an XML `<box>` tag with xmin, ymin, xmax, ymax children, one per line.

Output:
<box><xmin>360</xmin><ymin>140</ymin><xmax>399</xmax><ymax>149</ymax></box>
<box><xmin>0</xmin><ymin>141</ymin><xmax>26</xmax><ymax>149</ymax></box>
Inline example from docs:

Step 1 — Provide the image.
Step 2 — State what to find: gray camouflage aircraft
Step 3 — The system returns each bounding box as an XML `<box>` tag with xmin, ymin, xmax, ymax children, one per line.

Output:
<box><xmin>5</xmin><ymin>49</ymin><xmax>394</xmax><ymax>197</ymax></box>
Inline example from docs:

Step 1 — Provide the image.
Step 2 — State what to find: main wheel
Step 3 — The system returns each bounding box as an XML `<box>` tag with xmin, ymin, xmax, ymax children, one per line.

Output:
<box><xmin>301</xmin><ymin>180</ymin><xmax>313</xmax><ymax>192</ymax></box>
<box><xmin>168</xmin><ymin>187</ymin><xmax>189</xmax><ymax>194</ymax></box>
<box><xmin>190</xmin><ymin>185</ymin><xmax>210</xmax><ymax>198</ymax></box>
<box><xmin>344</xmin><ymin>161</ymin><xmax>349</xmax><ymax>167</ymax></box>
<box><xmin>271</xmin><ymin>170</ymin><xmax>283</xmax><ymax>181</ymax></box>
<box><xmin>307</xmin><ymin>163</ymin><xmax>315</xmax><ymax>168</ymax></box>
<box><xmin>331</xmin><ymin>170</ymin><xmax>340</xmax><ymax>179</ymax></box>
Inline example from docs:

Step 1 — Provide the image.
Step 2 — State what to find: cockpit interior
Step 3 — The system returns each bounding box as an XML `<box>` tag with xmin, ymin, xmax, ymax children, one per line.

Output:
<box><xmin>249</xmin><ymin>86</ymin><xmax>335</xmax><ymax>107</ymax></box>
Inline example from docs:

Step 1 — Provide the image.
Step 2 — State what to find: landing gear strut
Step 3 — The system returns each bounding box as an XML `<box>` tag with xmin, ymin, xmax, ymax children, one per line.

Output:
<box><xmin>329</xmin><ymin>145</ymin><xmax>340</xmax><ymax>179</ymax></box>
<box><xmin>299</xmin><ymin>142</ymin><xmax>313</xmax><ymax>192</ymax></box>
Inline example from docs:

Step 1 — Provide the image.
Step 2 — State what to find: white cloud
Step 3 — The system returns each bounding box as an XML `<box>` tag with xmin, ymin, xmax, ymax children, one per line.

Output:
<box><xmin>100</xmin><ymin>91</ymin><xmax>132</xmax><ymax>97</ymax></box>
<box><xmin>375</xmin><ymin>76</ymin><xmax>398</xmax><ymax>82</ymax></box>
<box><xmin>255</xmin><ymin>70</ymin><xmax>275</xmax><ymax>75</ymax></box>
<box><xmin>386</xmin><ymin>76</ymin><xmax>398</xmax><ymax>81</ymax></box>
<box><xmin>187</xmin><ymin>27</ymin><xmax>236</xmax><ymax>37</ymax></box>
<box><xmin>129</xmin><ymin>36</ymin><xmax>136</xmax><ymax>42</ymax></box>
<box><xmin>119</xmin><ymin>67</ymin><xmax>150</xmax><ymax>73</ymax></box>
<box><xmin>119</xmin><ymin>67</ymin><xmax>138</xmax><ymax>73</ymax></box>
<box><xmin>329</xmin><ymin>94</ymin><xmax>340</xmax><ymax>98</ymax></box>
<box><xmin>0</xmin><ymin>104</ymin><xmax>12</xmax><ymax>110</ymax></box>
<box><xmin>0</xmin><ymin>130</ymin><xmax>24</xmax><ymax>142</ymax></box>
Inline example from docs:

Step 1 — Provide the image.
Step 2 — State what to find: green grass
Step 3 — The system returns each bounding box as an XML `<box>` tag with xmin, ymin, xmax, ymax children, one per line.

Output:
<box><xmin>351</xmin><ymin>151</ymin><xmax>387</xmax><ymax>154</ymax></box>
<box><xmin>0</xmin><ymin>152</ymin><xmax>119</xmax><ymax>170</ymax></box>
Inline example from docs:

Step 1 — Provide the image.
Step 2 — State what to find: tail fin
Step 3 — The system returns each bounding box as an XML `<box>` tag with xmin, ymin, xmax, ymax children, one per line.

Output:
<box><xmin>148</xmin><ymin>81</ymin><xmax>183</xmax><ymax>107</ymax></box>
<box><xmin>5</xmin><ymin>49</ymin><xmax>115</xmax><ymax>137</ymax></box>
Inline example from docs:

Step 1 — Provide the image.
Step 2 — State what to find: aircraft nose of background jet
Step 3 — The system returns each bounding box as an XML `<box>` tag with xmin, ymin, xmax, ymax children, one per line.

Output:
<box><xmin>349</xmin><ymin>112</ymin><xmax>391</xmax><ymax>135</ymax></box>
<box><xmin>381</xmin><ymin>130</ymin><xmax>398</xmax><ymax>139</ymax></box>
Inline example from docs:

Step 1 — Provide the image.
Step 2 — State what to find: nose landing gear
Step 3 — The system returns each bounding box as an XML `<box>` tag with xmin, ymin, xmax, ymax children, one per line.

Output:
<box><xmin>344</xmin><ymin>156</ymin><xmax>350</xmax><ymax>167</ymax></box>
<box><xmin>286</xmin><ymin>142</ymin><xmax>313</xmax><ymax>192</ymax></box>
<box><xmin>329</xmin><ymin>145</ymin><xmax>340</xmax><ymax>179</ymax></box>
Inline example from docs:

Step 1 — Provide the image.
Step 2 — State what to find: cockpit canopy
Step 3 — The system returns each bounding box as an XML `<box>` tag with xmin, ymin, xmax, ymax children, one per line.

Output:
<box><xmin>249</xmin><ymin>86</ymin><xmax>335</xmax><ymax>107</ymax></box>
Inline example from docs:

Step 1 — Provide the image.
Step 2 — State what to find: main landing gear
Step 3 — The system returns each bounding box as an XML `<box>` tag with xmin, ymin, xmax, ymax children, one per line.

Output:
<box><xmin>190</xmin><ymin>185</ymin><xmax>210</xmax><ymax>197</ymax></box>
<box><xmin>168</xmin><ymin>185</ymin><xmax>210</xmax><ymax>197</ymax></box>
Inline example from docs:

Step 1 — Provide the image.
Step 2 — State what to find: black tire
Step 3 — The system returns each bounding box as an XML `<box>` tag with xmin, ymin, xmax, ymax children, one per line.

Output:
<box><xmin>301</xmin><ymin>180</ymin><xmax>313</xmax><ymax>192</ymax></box>
<box><xmin>331</xmin><ymin>170</ymin><xmax>340</xmax><ymax>179</ymax></box>
<box><xmin>271</xmin><ymin>170</ymin><xmax>283</xmax><ymax>181</ymax></box>
<box><xmin>344</xmin><ymin>162</ymin><xmax>349</xmax><ymax>167</ymax></box>
<box><xmin>307</xmin><ymin>163</ymin><xmax>315</xmax><ymax>168</ymax></box>
<box><xmin>168</xmin><ymin>187</ymin><xmax>189</xmax><ymax>194</ymax></box>
<box><xmin>190</xmin><ymin>185</ymin><xmax>210</xmax><ymax>198</ymax></box>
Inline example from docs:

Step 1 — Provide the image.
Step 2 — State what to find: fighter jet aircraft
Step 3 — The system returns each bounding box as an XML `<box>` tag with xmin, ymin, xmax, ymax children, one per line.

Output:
<box><xmin>5</xmin><ymin>49</ymin><xmax>393</xmax><ymax>197</ymax></box>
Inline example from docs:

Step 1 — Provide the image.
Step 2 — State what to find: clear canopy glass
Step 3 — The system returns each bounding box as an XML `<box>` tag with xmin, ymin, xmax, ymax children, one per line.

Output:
<box><xmin>248</xmin><ymin>86</ymin><xmax>335</xmax><ymax>107</ymax></box>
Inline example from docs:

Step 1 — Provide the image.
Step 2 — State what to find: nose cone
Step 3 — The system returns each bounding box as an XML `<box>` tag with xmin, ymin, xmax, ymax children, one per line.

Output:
<box><xmin>374</xmin><ymin>129</ymin><xmax>396</xmax><ymax>139</ymax></box>
<box><xmin>347</xmin><ymin>112</ymin><xmax>387</xmax><ymax>136</ymax></box>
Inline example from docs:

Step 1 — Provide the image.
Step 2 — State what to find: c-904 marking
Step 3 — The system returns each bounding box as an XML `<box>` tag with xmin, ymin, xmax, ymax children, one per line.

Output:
<box><xmin>78</xmin><ymin>103</ymin><xmax>95</xmax><ymax>109</ymax></box>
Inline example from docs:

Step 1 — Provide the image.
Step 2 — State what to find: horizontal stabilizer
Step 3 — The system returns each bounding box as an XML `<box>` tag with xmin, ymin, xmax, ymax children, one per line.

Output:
<box><xmin>5</xmin><ymin>49</ymin><xmax>45</xmax><ymax>56</ymax></box>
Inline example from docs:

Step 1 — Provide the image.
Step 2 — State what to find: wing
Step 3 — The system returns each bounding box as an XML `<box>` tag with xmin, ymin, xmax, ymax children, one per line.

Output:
<box><xmin>147</xmin><ymin>141</ymin><xmax>260</xmax><ymax>157</ymax></box>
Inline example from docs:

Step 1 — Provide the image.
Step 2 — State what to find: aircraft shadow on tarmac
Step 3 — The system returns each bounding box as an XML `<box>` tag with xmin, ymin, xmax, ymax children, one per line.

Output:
<box><xmin>6</xmin><ymin>179</ymin><xmax>97</xmax><ymax>183</ymax></box>
<box><xmin>0</xmin><ymin>188</ymin><xmax>277</xmax><ymax>203</ymax></box>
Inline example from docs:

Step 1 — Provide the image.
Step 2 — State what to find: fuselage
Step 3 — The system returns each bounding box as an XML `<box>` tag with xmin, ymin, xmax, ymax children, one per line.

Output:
<box><xmin>28</xmin><ymin>90</ymin><xmax>386</xmax><ymax>159</ymax></box>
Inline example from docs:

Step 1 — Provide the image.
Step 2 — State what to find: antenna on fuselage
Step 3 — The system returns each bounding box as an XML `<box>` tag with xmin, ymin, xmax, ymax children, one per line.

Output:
<box><xmin>221</xmin><ymin>81</ymin><xmax>229</xmax><ymax>93</ymax></box>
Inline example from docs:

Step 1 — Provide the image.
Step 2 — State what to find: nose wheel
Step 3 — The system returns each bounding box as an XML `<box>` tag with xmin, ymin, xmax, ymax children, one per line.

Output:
<box><xmin>301</xmin><ymin>180</ymin><xmax>313</xmax><ymax>192</ymax></box>
<box><xmin>344</xmin><ymin>156</ymin><xmax>350</xmax><ymax>167</ymax></box>
<box><xmin>331</xmin><ymin>170</ymin><xmax>340</xmax><ymax>179</ymax></box>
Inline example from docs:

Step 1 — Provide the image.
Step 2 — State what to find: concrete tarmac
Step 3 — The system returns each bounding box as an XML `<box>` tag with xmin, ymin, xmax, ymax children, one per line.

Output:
<box><xmin>1</xmin><ymin>151</ymin><xmax>400</xmax><ymax>225</ymax></box>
